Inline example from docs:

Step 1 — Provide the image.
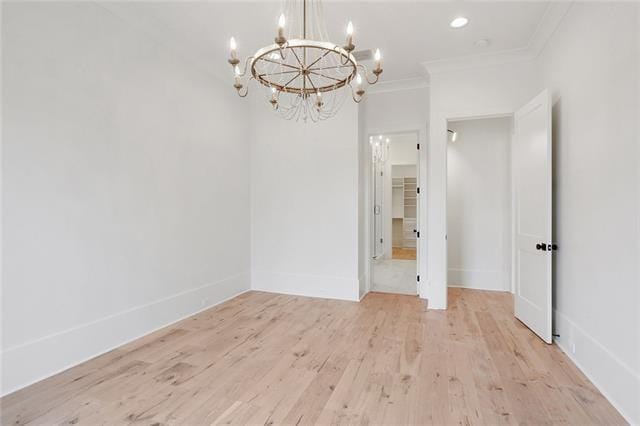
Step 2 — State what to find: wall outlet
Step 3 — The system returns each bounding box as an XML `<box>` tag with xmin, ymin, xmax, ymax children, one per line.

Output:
<box><xmin>570</xmin><ymin>341</ymin><xmax>576</xmax><ymax>354</ymax></box>
<box><xmin>201</xmin><ymin>298</ymin><xmax>209</xmax><ymax>307</ymax></box>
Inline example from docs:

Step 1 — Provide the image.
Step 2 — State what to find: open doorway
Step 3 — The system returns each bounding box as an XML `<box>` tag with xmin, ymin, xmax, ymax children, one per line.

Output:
<box><xmin>447</xmin><ymin>117</ymin><xmax>513</xmax><ymax>292</ymax></box>
<box><xmin>370</xmin><ymin>131</ymin><xmax>419</xmax><ymax>295</ymax></box>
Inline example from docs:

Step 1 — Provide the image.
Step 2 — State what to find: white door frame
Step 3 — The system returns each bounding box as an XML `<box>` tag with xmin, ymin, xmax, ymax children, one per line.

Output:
<box><xmin>443</xmin><ymin>113</ymin><xmax>515</xmax><ymax>297</ymax></box>
<box><xmin>367</xmin><ymin>129</ymin><xmax>422</xmax><ymax>296</ymax></box>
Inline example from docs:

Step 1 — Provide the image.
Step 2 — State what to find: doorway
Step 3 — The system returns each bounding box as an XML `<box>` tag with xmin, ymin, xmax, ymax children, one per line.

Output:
<box><xmin>370</xmin><ymin>131</ymin><xmax>419</xmax><ymax>295</ymax></box>
<box><xmin>447</xmin><ymin>117</ymin><xmax>513</xmax><ymax>292</ymax></box>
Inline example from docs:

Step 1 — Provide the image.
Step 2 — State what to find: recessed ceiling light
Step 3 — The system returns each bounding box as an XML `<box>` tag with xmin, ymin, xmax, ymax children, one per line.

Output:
<box><xmin>450</xmin><ymin>17</ymin><xmax>469</xmax><ymax>29</ymax></box>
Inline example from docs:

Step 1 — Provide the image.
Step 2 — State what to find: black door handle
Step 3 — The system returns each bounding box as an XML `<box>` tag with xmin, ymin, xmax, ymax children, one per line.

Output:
<box><xmin>536</xmin><ymin>243</ymin><xmax>547</xmax><ymax>251</ymax></box>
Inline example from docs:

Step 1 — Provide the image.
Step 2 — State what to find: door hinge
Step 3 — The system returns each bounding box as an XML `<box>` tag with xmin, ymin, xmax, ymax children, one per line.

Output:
<box><xmin>380</xmin><ymin>238</ymin><xmax>383</xmax><ymax>244</ymax></box>
<box><xmin>417</xmin><ymin>231</ymin><xmax>420</xmax><ymax>238</ymax></box>
<box><xmin>416</xmin><ymin>187</ymin><xmax>420</xmax><ymax>194</ymax></box>
<box><xmin>417</xmin><ymin>143</ymin><xmax>420</xmax><ymax>150</ymax></box>
<box><xmin>417</xmin><ymin>275</ymin><xmax>420</xmax><ymax>282</ymax></box>
<box><xmin>380</xmin><ymin>171</ymin><xmax>383</xmax><ymax>176</ymax></box>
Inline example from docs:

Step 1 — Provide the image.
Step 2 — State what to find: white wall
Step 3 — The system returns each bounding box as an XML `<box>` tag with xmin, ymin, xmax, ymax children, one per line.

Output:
<box><xmin>447</xmin><ymin>117</ymin><xmax>511</xmax><ymax>291</ymax></box>
<box><xmin>427</xmin><ymin>3</ymin><xmax>639</xmax><ymax>422</ymax></box>
<box><xmin>362</xmin><ymin>88</ymin><xmax>429</xmax><ymax>296</ymax></box>
<box><xmin>534</xmin><ymin>3</ymin><xmax>639</xmax><ymax>423</ymax></box>
<box><xmin>1</xmin><ymin>2</ymin><xmax>250</xmax><ymax>395</ymax></box>
<box><xmin>249</xmin><ymin>98</ymin><xmax>361</xmax><ymax>301</ymax></box>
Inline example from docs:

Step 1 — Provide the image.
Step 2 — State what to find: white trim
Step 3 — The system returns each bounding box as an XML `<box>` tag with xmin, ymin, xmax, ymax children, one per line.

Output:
<box><xmin>367</xmin><ymin>129</ymin><xmax>422</xmax><ymax>299</ymax></box>
<box><xmin>423</xmin><ymin>48</ymin><xmax>532</xmax><ymax>75</ymax></box>
<box><xmin>1</xmin><ymin>273</ymin><xmax>250</xmax><ymax>396</ymax></box>
<box><xmin>422</xmin><ymin>3</ymin><xmax>572</xmax><ymax>76</ymax></box>
<box><xmin>358</xmin><ymin>274</ymin><xmax>368</xmax><ymax>301</ymax></box>
<box><xmin>251</xmin><ymin>270</ymin><xmax>360</xmax><ymax>302</ymax></box>
<box><xmin>447</xmin><ymin>268</ymin><xmax>510</xmax><ymax>292</ymax></box>
<box><xmin>526</xmin><ymin>2</ymin><xmax>573</xmax><ymax>59</ymax></box>
<box><xmin>446</xmin><ymin>284</ymin><xmax>509</xmax><ymax>293</ymax></box>
<box><xmin>553</xmin><ymin>309</ymin><xmax>639</xmax><ymax>425</ymax></box>
<box><xmin>367</xmin><ymin>77</ymin><xmax>429</xmax><ymax>94</ymax></box>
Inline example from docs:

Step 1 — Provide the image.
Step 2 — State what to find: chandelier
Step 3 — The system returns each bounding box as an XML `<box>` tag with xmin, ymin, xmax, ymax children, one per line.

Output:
<box><xmin>370</xmin><ymin>135</ymin><xmax>390</xmax><ymax>164</ymax></box>
<box><xmin>227</xmin><ymin>0</ymin><xmax>383</xmax><ymax>122</ymax></box>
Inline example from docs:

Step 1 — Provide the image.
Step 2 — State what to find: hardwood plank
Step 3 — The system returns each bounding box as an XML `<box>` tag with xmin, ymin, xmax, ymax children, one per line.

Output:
<box><xmin>0</xmin><ymin>289</ymin><xmax>626</xmax><ymax>425</ymax></box>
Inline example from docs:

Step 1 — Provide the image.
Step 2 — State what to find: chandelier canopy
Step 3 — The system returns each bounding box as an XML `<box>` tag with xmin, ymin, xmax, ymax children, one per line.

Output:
<box><xmin>227</xmin><ymin>0</ymin><xmax>383</xmax><ymax>122</ymax></box>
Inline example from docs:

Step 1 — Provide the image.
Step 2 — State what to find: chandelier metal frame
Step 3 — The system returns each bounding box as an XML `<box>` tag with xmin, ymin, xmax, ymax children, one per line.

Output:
<box><xmin>227</xmin><ymin>0</ymin><xmax>383</xmax><ymax>122</ymax></box>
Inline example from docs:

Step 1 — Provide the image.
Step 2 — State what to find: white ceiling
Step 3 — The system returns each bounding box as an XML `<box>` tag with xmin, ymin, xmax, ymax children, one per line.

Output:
<box><xmin>107</xmin><ymin>1</ymin><xmax>551</xmax><ymax>83</ymax></box>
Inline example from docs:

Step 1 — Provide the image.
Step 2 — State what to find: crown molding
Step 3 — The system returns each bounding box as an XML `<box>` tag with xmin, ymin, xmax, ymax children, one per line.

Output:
<box><xmin>422</xmin><ymin>2</ymin><xmax>572</xmax><ymax>76</ymax></box>
<box><xmin>422</xmin><ymin>48</ymin><xmax>532</xmax><ymax>75</ymax></box>
<box><xmin>367</xmin><ymin>76</ymin><xmax>430</xmax><ymax>94</ymax></box>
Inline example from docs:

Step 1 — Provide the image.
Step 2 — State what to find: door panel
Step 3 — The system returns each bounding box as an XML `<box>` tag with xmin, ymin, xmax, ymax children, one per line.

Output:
<box><xmin>513</xmin><ymin>89</ymin><xmax>553</xmax><ymax>344</ymax></box>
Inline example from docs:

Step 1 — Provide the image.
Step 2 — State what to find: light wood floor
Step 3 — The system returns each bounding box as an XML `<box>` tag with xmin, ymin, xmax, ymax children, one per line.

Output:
<box><xmin>1</xmin><ymin>289</ymin><xmax>625</xmax><ymax>425</ymax></box>
<box><xmin>392</xmin><ymin>247</ymin><xmax>416</xmax><ymax>260</ymax></box>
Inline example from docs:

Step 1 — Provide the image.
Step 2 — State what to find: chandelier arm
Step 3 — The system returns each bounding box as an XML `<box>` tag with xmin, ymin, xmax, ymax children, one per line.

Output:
<box><xmin>332</xmin><ymin>46</ymin><xmax>354</xmax><ymax>66</ymax></box>
<box><xmin>237</xmin><ymin>77</ymin><xmax>253</xmax><ymax>98</ymax></box>
<box><xmin>358</xmin><ymin>64</ymin><xmax>380</xmax><ymax>84</ymax></box>
<box><xmin>238</xmin><ymin>56</ymin><xmax>255</xmax><ymax>77</ymax></box>
<box><xmin>366</xmin><ymin>73</ymin><xmax>380</xmax><ymax>85</ymax></box>
<box><xmin>348</xmin><ymin>82</ymin><xmax>364</xmax><ymax>103</ymax></box>
<box><xmin>357</xmin><ymin>64</ymin><xmax>380</xmax><ymax>85</ymax></box>
<box><xmin>277</xmin><ymin>40</ymin><xmax>290</xmax><ymax>61</ymax></box>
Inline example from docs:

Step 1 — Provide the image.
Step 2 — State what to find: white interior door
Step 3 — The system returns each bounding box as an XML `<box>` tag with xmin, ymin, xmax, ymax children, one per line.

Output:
<box><xmin>513</xmin><ymin>89</ymin><xmax>553</xmax><ymax>344</ymax></box>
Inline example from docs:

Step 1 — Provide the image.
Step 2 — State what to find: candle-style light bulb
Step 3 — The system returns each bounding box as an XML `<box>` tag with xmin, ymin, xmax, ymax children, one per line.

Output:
<box><xmin>345</xmin><ymin>21</ymin><xmax>354</xmax><ymax>50</ymax></box>
<box><xmin>278</xmin><ymin>14</ymin><xmax>286</xmax><ymax>37</ymax></box>
<box><xmin>374</xmin><ymin>48</ymin><xmax>382</xmax><ymax>71</ymax></box>
<box><xmin>234</xmin><ymin>65</ymin><xmax>241</xmax><ymax>84</ymax></box>
<box><xmin>355</xmin><ymin>73</ymin><xmax>365</xmax><ymax>97</ymax></box>
<box><xmin>229</xmin><ymin>37</ymin><xmax>237</xmax><ymax>60</ymax></box>
<box><xmin>315</xmin><ymin>90</ymin><xmax>323</xmax><ymax>109</ymax></box>
<box><xmin>452</xmin><ymin>131</ymin><xmax>458</xmax><ymax>142</ymax></box>
<box><xmin>269</xmin><ymin>87</ymin><xmax>278</xmax><ymax>108</ymax></box>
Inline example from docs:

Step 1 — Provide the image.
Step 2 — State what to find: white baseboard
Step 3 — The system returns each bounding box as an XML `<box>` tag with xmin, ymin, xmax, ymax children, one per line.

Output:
<box><xmin>448</xmin><ymin>268</ymin><xmax>509</xmax><ymax>291</ymax></box>
<box><xmin>0</xmin><ymin>272</ymin><xmax>250</xmax><ymax>397</ymax></box>
<box><xmin>251</xmin><ymin>270</ymin><xmax>360</xmax><ymax>302</ymax></box>
<box><xmin>447</xmin><ymin>284</ymin><xmax>509</xmax><ymax>293</ymax></box>
<box><xmin>358</xmin><ymin>273</ymin><xmax>368</xmax><ymax>301</ymax></box>
<box><xmin>553</xmin><ymin>309</ymin><xmax>639</xmax><ymax>425</ymax></box>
